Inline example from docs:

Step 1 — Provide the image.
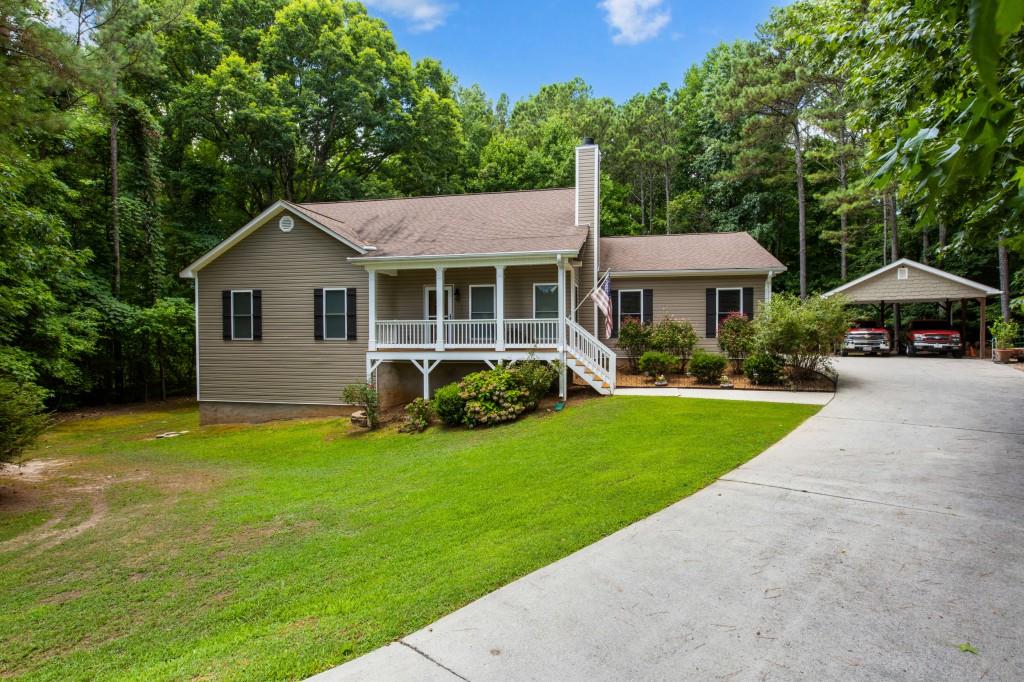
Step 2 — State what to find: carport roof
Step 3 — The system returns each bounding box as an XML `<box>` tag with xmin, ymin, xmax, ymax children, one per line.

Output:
<box><xmin>822</xmin><ymin>258</ymin><xmax>1002</xmax><ymax>303</ymax></box>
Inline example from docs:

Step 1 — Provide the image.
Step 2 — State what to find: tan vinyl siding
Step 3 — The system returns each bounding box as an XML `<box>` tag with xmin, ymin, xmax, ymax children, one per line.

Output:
<box><xmin>197</xmin><ymin>211</ymin><xmax>367</xmax><ymax>404</ymax></box>
<box><xmin>576</xmin><ymin>145</ymin><xmax>598</xmax><ymax>335</ymax></box>
<box><xmin>376</xmin><ymin>264</ymin><xmax>565</xmax><ymax>320</ymax></box>
<box><xmin>839</xmin><ymin>264</ymin><xmax>988</xmax><ymax>302</ymax></box>
<box><xmin>604</xmin><ymin>274</ymin><xmax>769</xmax><ymax>353</ymax></box>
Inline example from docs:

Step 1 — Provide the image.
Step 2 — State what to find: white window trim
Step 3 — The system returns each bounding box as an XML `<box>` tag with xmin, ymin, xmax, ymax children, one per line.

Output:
<box><xmin>423</xmin><ymin>285</ymin><xmax>454</xmax><ymax>320</ymax></box>
<box><xmin>533</xmin><ymin>282</ymin><xmax>559</xmax><ymax>319</ymax></box>
<box><xmin>617</xmin><ymin>289</ymin><xmax>645</xmax><ymax>326</ymax></box>
<box><xmin>716</xmin><ymin>287</ymin><xmax>744</xmax><ymax>322</ymax></box>
<box><xmin>323</xmin><ymin>287</ymin><xmax>348</xmax><ymax>340</ymax></box>
<box><xmin>469</xmin><ymin>284</ymin><xmax>496</xmax><ymax>320</ymax></box>
<box><xmin>230</xmin><ymin>289</ymin><xmax>253</xmax><ymax>341</ymax></box>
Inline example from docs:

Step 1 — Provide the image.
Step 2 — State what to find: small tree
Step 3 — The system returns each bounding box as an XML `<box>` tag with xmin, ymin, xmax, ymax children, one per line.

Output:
<box><xmin>752</xmin><ymin>294</ymin><xmax>852</xmax><ymax>379</ymax></box>
<box><xmin>0</xmin><ymin>377</ymin><xmax>50</xmax><ymax>463</ymax></box>
<box><xmin>650</xmin><ymin>317</ymin><xmax>698</xmax><ymax>371</ymax></box>
<box><xmin>341</xmin><ymin>383</ymin><xmax>380</xmax><ymax>429</ymax></box>
<box><xmin>717</xmin><ymin>312</ymin><xmax>754</xmax><ymax>373</ymax></box>
<box><xmin>618</xmin><ymin>318</ymin><xmax>652</xmax><ymax>371</ymax></box>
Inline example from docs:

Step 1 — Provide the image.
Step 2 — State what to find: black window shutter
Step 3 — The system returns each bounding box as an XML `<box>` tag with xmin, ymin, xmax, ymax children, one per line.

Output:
<box><xmin>346</xmin><ymin>288</ymin><xmax>357</xmax><ymax>340</ymax></box>
<box><xmin>642</xmin><ymin>289</ymin><xmax>654</xmax><ymax>324</ymax></box>
<box><xmin>743</xmin><ymin>287</ymin><xmax>754</xmax><ymax>319</ymax></box>
<box><xmin>222</xmin><ymin>290</ymin><xmax>231</xmax><ymax>340</ymax></box>
<box><xmin>314</xmin><ymin>288</ymin><xmax>324</xmax><ymax>340</ymax></box>
<box><xmin>705</xmin><ymin>288</ymin><xmax>716</xmax><ymax>338</ymax></box>
<box><xmin>252</xmin><ymin>290</ymin><xmax>263</xmax><ymax>340</ymax></box>
<box><xmin>610</xmin><ymin>289</ymin><xmax>619</xmax><ymax>338</ymax></box>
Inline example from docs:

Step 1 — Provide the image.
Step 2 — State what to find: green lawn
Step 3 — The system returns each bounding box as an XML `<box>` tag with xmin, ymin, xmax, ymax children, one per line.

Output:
<box><xmin>0</xmin><ymin>396</ymin><xmax>817</xmax><ymax>680</ymax></box>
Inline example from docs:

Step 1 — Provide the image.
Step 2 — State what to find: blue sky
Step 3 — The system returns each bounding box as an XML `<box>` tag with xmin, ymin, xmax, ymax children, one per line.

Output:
<box><xmin>364</xmin><ymin>0</ymin><xmax>788</xmax><ymax>103</ymax></box>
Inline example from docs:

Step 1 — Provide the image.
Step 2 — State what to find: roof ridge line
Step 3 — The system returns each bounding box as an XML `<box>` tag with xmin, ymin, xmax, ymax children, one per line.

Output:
<box><xmin>295</xmin><ymin>187</ymin><xmax>575</xmax><ymax>207</ymax></box>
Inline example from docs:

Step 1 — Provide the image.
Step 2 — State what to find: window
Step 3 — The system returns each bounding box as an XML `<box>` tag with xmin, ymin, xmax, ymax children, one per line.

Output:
<box><xmin>717</xmin><ymin>288</ymin><xmax>743</xmax><ymax>325</ymax></box>
<box><xmin>470</xmin><ymin>285</ymin><xmax>495</xmax><ymax>319</ymax></box>
<box><xmin>619</xmin><ymin>290</ymin><xmax>649</xmax><ymax>327</ymax></box>
<box><xmin>424</xmin><ymin>286</ymin><xmax>454</xmax><ymax>320</ymax></box>
<box><xmin>534</xmin><ymin>283</ymin><xmax>559</xmax><ymax>319</ymax></box>
<box><xmin>231</xmin><ymin>290</ymin><xmax>253</xmax><ymax>340</ymax></box>
<box><xmin>323</xmin><ymin>288</ymin><xmax>347</xmax><ymax>339</ymax></box>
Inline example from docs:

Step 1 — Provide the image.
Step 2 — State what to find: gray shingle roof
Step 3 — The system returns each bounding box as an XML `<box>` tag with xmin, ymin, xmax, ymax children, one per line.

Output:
<box><xmin>290</xmin><ymin>188</ymin><xmax>587</xmax><ymax>258</ymax></box>
<box><xmin>600</xmin><ymin>232</ymin><xmax>785</xmax><ymax>273</ymax></box>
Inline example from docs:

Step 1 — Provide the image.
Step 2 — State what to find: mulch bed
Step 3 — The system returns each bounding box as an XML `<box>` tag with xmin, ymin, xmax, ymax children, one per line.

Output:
<box><xmin>607</xmin><ymin>368</ymin><xmax>835</xmax><ymax>393</ymax></box>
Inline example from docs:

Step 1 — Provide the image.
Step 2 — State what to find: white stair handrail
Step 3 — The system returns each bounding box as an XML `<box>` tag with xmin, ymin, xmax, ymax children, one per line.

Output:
<box><xmin>565</xmin><ymin>318</ymin><xmax>616</xmax><ymax>390</ymax></box>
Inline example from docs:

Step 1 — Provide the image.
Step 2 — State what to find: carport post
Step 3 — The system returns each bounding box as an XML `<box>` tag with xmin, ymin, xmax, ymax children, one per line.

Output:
<box><xmin>959</xmin><ymin>299</ymin><xmax>967</xmax><ymax>355</ymax></box>
<box><xmin>978</xmin><ymin>297</ymin><xmax>987</xmax><ymax>359</ymax></box>
<box><xmin>878</xmin><ymin>300</ymin><xmax>885</xmax><ymax>328</ymax></box>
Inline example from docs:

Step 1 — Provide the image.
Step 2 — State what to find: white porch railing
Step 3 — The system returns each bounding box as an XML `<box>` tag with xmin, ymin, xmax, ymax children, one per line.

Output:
<box><xmin>505</xmin><ymin>318</ymin><xmax>559</xmax><ymax>348</ymax></box>
<box><xmin>444</xmin><ymin>319</ymin><xmax>496</xmax><ymax>347</ymax></box>
<box><xmin>375</xmin><ymin>318</ymin><xmax>559</xmax><ymax>349</ymax></box>
<box><xmin>376</xmin><ymin>320</ymin><xmax>434</xmax><ymax>348</ymax></box>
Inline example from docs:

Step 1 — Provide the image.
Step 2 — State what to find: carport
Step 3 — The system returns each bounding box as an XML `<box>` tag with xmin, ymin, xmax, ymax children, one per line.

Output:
<box><xmin>822</xmin><ymin>258</ymin><xmax>1002</xmax><ymax>357</ymax></box>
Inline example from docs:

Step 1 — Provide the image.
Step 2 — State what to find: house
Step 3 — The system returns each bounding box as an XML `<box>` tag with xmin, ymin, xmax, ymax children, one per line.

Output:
<box><xmin>181</xmin><ymin>139</ymin><xmax>786</xmax><ymax>424</ymax></box>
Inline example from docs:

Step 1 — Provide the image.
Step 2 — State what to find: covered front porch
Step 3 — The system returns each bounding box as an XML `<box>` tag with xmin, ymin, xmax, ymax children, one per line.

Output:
<box><xmin>355</xmin><ymin>253</ymin><xmax>615</xmax><ymax>399</ymax></box>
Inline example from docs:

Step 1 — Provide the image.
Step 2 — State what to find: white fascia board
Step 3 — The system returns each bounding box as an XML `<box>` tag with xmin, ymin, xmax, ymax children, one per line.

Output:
<box><xmin>179</xmin><ymin>200</ymin><xmax>370</xmax><ymax>278</ymax></box>
<box><xmin>351</xmin><ymin>249</ymin><xmax>580</xmax><ymax>270</ymax></box>
<box><xmin>609</xmin><ymin>267</ymin><xmax>786</xmax><ymax>278</ymax></box>
<box><xmin>822</xmin><ymin>257</ymin><xmax>1001</xmax><ymax>298</ymax></box>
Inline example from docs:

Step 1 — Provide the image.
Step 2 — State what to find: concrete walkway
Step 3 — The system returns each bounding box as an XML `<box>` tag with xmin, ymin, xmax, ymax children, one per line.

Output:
<box><xmin>614</xmin><ymin>386</ymin><xmax>833</xmax><ymax>405</ymax></box>
<box><xmin>313</xmin><ymin>357</ymin><xmax>1024</xmax><ymax>681</ymax></box>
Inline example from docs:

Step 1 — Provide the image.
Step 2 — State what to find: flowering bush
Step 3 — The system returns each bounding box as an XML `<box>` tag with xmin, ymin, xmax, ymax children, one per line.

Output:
<box><xmin>650</xmin><ymin>317</ymin><xmax>698</xmax><ymax>371</ymax></box>
<box><xmin>508</xmin><ymin>358</ymin><xmax>558</xmax><ymax>405</ymax></box>
<box><xmin>341</xmin><ymin>383</ymin><xmax>380</xmax><ymax>429</ymax></box>
<box><xmin>459</xmin><ymin>368</ymin><xmax>532</xmax><ymax>427</ymax></box>
<box><xmin>401</xmin><ymin>397</ymin><xmax>433</xmax><ymax>432</ymax></box>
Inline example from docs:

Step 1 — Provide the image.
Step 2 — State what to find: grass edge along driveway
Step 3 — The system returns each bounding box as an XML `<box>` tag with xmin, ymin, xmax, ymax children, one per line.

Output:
<box><xmin>0</xmin><ymin>396</ymin><xmax>818</xmax><ymax>680</ymax></box>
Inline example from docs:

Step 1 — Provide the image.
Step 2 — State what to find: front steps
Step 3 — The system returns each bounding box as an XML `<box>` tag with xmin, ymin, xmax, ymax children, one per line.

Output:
<box><xmin>565</xmin><ymin>352</ymin><xmax>612</xmax><ymax>395</ymax></box>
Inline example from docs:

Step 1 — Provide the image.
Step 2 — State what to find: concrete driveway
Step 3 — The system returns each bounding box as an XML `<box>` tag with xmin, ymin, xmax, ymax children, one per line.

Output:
<box><xmin>314</xmin><ymin>357</ymin><xmax>1024</xmax><ymax>681</ymax></box>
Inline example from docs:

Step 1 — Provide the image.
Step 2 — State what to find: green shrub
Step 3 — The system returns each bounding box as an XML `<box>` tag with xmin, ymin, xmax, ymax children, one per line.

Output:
<box><xmin>743</xmin><ymin>351</ymin><xmax>784</xmax><ymax>385</ymax></box>
<box><xmin>401</xmin><ymin>398</ymin><xmax>433</xmax><ymax>433</ymax></box>
<box><xmin>717</xmin><ymin>312</ymin><xmax>754</xmax><ymax>372</ymax></box>
<box><xmin>433</xmin><ymin>383</ymin><xmax>466</xmax><ymax>426</ymax></box>
<box><xmin>638</xmin><ymin>351</ymin><xmax>677</xmax><ymax>378</ymax></box>
<box><xmin>752</xmin><ymin>294</ymin><xmax>853</xmax><ymax>379</ymax></box>
<box><xmin>459</xmin><ymin>368</ymin><xmax>531</xmax><ymax>428</ymax></box>
<box><xmin>618</xmin><ymin>318</ymin><xmax>652</xmax><ymax>371</ymax></box>
<box><xmin>688</xmin><ymin>349</ymin><xmax>727</xmax><ymax>384</ymax></box>
<box><xmin>649</xmin><ymin>317</ymin><xmax>698</xmax><ymax>370</ymax></box>
<box><xmin>508</xmin><ymin>358</ymin><xmax>558</xmax><ymax>405</ymax></box>
<box><xmin>990</xmin><ymin>317</ymin><xmax>1021</xmax><ymax>349</ymax></box>
<box><xmin>0</xmin><ymin>376</ymin><xmax>50</xmax><ymax>463</ymax></box>
<box><xmin>341</xmin><ymin>383</ymin><xmax>380</xmax><ymax>429</ymax></box>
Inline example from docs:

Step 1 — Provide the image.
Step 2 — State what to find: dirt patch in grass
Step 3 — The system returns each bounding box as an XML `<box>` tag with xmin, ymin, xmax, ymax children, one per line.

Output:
<box><xmin>0</xmin><ymin>459</ymin><xmax>74</xmax><ymax>482</ymax></box>
<box><xmin>53</xmin><ymin>397</ymin><xmax>197</xmax><ymax>424</ymax></box>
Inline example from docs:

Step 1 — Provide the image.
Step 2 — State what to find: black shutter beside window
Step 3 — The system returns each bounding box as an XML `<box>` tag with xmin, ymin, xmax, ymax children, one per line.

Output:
<box><xmin>610</xmin><ymin>289</ymin><xmax>619</xmax><ymax>338</ymax></box>
<box><xmin>705</xmin><ymin>288</ymin><xmax>716</xmax><ymax>338</ymax></box>
<box><xmin>314</xmin><ymin>288</ymin><xmax>324</xmax><ymax>340</ymax></box>
<box><xmin>743</xmin><ymin>287</ymin><xmax>754</xmax><ymax>320</ymax></box>
<box><xmin>222</xmin><ymin>290</ymin><xmax>231</xmax><ymax>340</ymax></box>
<box><xmin>346</xmin><ymin>288</ymin><xmax>357</xmax><ymax>340</ymax></box>
<box><xmin>252</xmin><ymin>290</ymin><xmax>262</xmax><ymax>340</ymax></box>
<box><xmin>642</xmin><ymin>289</ymin><xmax>654</xmax><ymax>324</ymax></box>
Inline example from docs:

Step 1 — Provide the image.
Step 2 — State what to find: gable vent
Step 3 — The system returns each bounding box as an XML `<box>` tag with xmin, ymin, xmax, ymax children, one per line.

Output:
<box><xmin>897</xmin><ymin>267</ymin><xmax>909</xmax><ymax>280</ymax></box>
<box><xmin>279</xmin><ymin>215</ymin><xmax>294</xmax><ymax>232</ymax></box>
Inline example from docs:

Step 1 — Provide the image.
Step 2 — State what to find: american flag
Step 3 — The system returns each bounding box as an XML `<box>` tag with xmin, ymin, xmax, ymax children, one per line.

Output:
<box><xmin>593</xmin><ymin>271</ymin><xmax>613</xmax><ymax>338</ymax></box>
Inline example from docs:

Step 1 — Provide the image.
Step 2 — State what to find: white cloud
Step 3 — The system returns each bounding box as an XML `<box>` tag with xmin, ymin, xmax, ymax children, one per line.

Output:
<box><xmin>364</xmin><ymin>0</ymin><xmax>452</xmax><ymax>32</ymax></box>
<box><xmin>599</xmin><ymin>0</ymin><xmax>670</xmax><ymax>45</ymax></box>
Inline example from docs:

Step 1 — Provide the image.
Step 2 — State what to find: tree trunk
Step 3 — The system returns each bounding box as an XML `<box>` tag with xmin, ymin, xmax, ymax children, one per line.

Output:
<box><xmin>999</xmin><ymin>238</ymin><xmax>1011</xmax><ymax>319</ymax></box>
<box><xmin>887</xmin><ymin>192</ymin><xmax>900</xmax><ymax>260</ymax></box>
<box><xmin>938</xmin><ymin>218</ymin><xmax>947</xmax><ymax>249</ymax></box>
<box><xmin>837</xmin><ymin>126</ymin><xmax>849</xmax><ymax>281</ymax></box>
<box><xmin>664</xmin><ymin>168</ymin><xmax>671</xmax><ymax>234</ymax></box>
<box><xmin>882</xmin><ymin>197</ymin><xmax>888</xmax><ymax>264</ymax></box>
<box><xmin>793</xmin><ymin>122</ymin><xmax>807</xmax><ymax>299</ymax></box>
<box><xmin>110</xmin><ymin>111</ymin><xmax>121</xmax><ymax>298</ymax></box>
<box><xmin>921</xmin><ymin>226</ymin><xmax>930</xmax><ymax>265</ymax></box>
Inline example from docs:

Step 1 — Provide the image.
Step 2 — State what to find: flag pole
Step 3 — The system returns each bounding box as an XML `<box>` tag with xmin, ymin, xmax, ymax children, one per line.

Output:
<box><xmin>575</xmin><ymin>269</ymin><xmax>610</xmax><ymax>314</ymax></box>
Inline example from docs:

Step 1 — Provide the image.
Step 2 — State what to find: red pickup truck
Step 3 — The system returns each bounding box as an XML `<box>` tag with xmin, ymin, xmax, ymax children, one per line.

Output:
<box><xmin>841</xmin><ymin>321</ymin><xmax>892</xmax><ymax>356</ymax></box>
<box><xmin>905</xmin><ymin>319</ymin><xmax>962</xmax><ymax>358</ymax></box>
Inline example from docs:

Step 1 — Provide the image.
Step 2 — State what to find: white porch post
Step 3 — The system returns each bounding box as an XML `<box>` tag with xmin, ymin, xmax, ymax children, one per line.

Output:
<box><xmin>434</xmin><ymin>266</ymin><xmax>445</xmax><ymax>351</ymax></box>
<box><xmin>765</xmin><ymin>271</ymin><xmax>774</xmax><ymax>304</ymax></box>
<box><xmin>569</xmin><ymin>264</ymin><xmax>577</xmax><ymax>322</ymax></box>
<box><xmin>495</xmin><ymin>265</ymin><xmax>506</xmax><ymax>351</ymax></box>
<box><xmin>368</xmin><ymin>269</ymin><xmax>377</xmax><ymax>351</ymax></box>
<box><xmin>557</xmin><ymin>256</ymin><xmax>566</xmax><ymax>351</ymax></box>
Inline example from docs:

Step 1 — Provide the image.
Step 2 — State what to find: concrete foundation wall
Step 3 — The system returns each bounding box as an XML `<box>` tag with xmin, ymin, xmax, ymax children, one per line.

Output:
<box><xmin>199</xmin><ymin>401</ymin><xmax>356</xmax><ymax>425</ymax></box>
